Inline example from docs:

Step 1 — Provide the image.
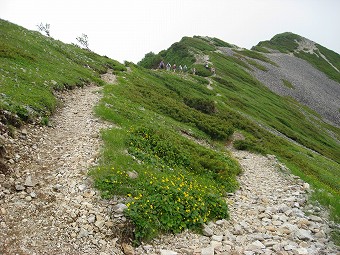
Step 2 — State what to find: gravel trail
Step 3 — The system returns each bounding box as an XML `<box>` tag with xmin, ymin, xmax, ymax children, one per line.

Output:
<box><xmin>0</xmin><ymin>84</ymin><xmax>124</xmax><ymax>255</ymax></box>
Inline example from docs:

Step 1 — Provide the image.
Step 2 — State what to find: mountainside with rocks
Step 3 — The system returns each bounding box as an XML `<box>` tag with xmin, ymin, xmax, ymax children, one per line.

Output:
<box><xmin>252</xmin><ymin>32</ymin><xmax>340</xmax><ymax>127</ymax></box>
<box><xmin>0</xmin><ymin>20</ymin><xmax>339</xmax><ymax>254</ymax></box>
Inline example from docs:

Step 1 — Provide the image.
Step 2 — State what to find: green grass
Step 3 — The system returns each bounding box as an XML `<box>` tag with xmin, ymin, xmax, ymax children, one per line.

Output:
<box><xmin>294</xmin><ymin>50</ymin><xmax>340</xmax><ymax>83</ymax></box>
<box><xmin>282</xmin><ymin>79</ymin><xmax>295</xmax><ymax>89</ymax></box>
<box><xmin>0</xmin><ymin>19</ymin><xmax>126</xmax><ymax>126</ymax></box>
<box><xmin>255</xmin><ymin>32</ymin><xmax>302</xmax><ymax>53</ymax></box>
<box><xmin>246</xmin><ymin>59</ymin><xmax>268</xmax><ymax>71</ymax></box>
<box><xmin>236</xmin><ymin>49</ymin><xmax>278</xmax><ymax>66</ymax></box>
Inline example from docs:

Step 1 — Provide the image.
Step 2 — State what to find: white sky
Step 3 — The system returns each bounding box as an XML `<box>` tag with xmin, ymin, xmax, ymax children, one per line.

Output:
<box><xmin>1</xmin><ymin>0</ymin><xmax>339</xmax><ymax>63</ymax></box>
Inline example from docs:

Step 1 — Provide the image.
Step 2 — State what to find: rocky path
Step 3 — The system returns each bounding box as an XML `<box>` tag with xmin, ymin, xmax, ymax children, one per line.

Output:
<box><xmin>0</xmin><ymin>83</ymin><xmax>339</xmax><ymax>255</ymax></box>
<box><xmin>134</xmin><ymin>150</ymin><xmax>339</xmax><ymax>255</ymax></box>
<box><xmin>0</xmin><ymin>84</ymin><xmax>124</xmax><ymax>255</ymax></box>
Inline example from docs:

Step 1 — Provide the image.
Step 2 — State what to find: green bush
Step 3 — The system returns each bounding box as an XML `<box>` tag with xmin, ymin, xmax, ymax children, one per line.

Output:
<box><xmin>138</xmin><ymin>52</ymin><xmax>162</xmax><ymax>69</ymax></box>
<box><xmin>193</xmin><ymin>64</ymin><xmax>212</xmax><ymax>77</ymax></box>
<box><xmin>184</xmin><ymin>97</ymin><xmax>216</xmax><ymax>114</ymax></box>
<box><xmin>127</xmin><ymin>126</ymin><xmax>238</xmax><ymax>180</ymax></box>
<box><xmin>233</xmin><ymin>139</ymin><xmax>264</xmax><ymax>154</ymax></box>
<box><xmin>125</xmin><ymin>171</ymin><xmax>229</xmax><ymax>242</ymax></box>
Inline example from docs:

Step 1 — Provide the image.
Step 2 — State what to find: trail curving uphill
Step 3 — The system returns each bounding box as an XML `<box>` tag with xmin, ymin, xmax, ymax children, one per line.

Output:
<box><xmin>0</xmin><ymin>82</ymin><xmax>338</xmax><ymax>255</ymax></box>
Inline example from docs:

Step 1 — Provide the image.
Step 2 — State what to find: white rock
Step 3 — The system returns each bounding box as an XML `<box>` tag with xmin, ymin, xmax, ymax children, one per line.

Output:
<box><xmin>94</xmin><ymin>220</ymin><xmax>105</xmax><ymax>228</ymax></box>
<box><xmin>202</xmin><ymin>225</ymin><xmax>214</xmax><ymax>237</ymax></box>
<box><xmin>303</xmin><ymin>183</ymin><xmax>310</xmax><ymax>190</ymax></box>
<box><xmin>315</xmin><ymin>230</ymin><xmax>326</xmax><ymax>238</ymax></box>
<box><xmin>127</xmin><ymin>171</ymin><xmax>138</xmax><ymax>179</ymax></box>
<box><xmin>246</xmin><ymin>240</ymin><xmax>265</xmax><ymax>250</ymax></box>
<box><xmin>264</xmin><ymin>241</ymin><xmax>278</xmax><ymax>247</ymax></box>
<box><xmin>15</xmin><ymin>184</ymin><xmax>25</xmax><ymax>191</ymax></box>
<box><xmin>232</xmin><ymin>224</ymin><xmax>244</xmax><ymax>235</ymax></box>
<box><xmin>78</xmin><ymin>184</ymin><xmax>87</xmax><ymax>191</ymax></box>
<box><xmin>87</xmin><ymin>214</ymin><xmax>96</xmax><ymax>223</ymax></box>
<box><xmin>211</xmin><ymin>235</ymin><xmax>223</xmax><ymax>242</ymax></box>
<box><xmin>113</xmin><ymin>203</ymin><xmax>128</xmax><ymax>213</ymax></box>
<box><xmin>160</xmin><ymin>250</ymin><xmax>178</xmax><ymax>255</ymax></box>
<box><xmin>215</xmin><ymin>219</ymin><xmax>225</xmax><ymax>225</ymax></box>
<box><xmin>25</xmin><ymin>196</ymin><xmax>32</xmax><ymax>202</ymax></box>
<box><xmin>224</xmin><ymin>244</ymin><xmax>232</xmax><ymax>252</ymax></box>
<box><xmin>293</xmin><ymin>247</ymin><xmax>308</xmax><ymax>255</ymax></box>
<box><xmin>77</xmin><ymin>228</ymin><xmax>89</xmax><ymax>238</ymax></box>
<box><xmin>201</xmin><ymin>246</ymin><xmax>214</xmax><ymax>255</ymax></box>
<box><xmin>0</xmin><ymin>208</ymin><xmax>7</xmax><ymax>215</ymax></box>
<box><xmin>24</xmin><ymin>175</ymin><xmax>35</xmax><ymax>187</ymax></box>
<box><xmin>29</xmin><ymin>192</ymin><xmax>37</xmax><ymax>198</ymax></box>
<box><xmin>295</xmin><ymin>229</ymin><xmax>313</xmax><ymax>241</ymax></box>
<box><xmin>210</xmin><ymin>240</ymin><xmax>222</xmax><ymax>248</ymax></box>
<box><xmin>309</xmin><ymin>215</ymin><xmax>322</xmax><ymax>223</ymax></box>
<box><xmin>284</xmin><ymin>244</ymin><xmax>295</xmax><ymax>251</ymax></box>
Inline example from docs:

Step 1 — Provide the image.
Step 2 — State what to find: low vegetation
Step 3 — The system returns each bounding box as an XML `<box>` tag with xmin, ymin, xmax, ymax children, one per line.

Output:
<box><xmin>282</xmin><ymin>79</ymin><xmax>295</xmax><ymax>89</ymax></box>
<box><xmin>254</xmin><ymin>32</ymin><xmax>302</xmax><ymax>53</ymax></box>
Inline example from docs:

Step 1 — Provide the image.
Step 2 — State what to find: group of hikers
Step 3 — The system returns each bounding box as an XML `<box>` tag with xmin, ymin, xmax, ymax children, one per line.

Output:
<box><xmin>158</xmin><ymin>60</ymin><xmax>216</xmax><ymax>75</ymax></box>
<box><xmin>158</xmin><ymin>60</ymin><xmax>189</xmax><ymax>73</ymax></box>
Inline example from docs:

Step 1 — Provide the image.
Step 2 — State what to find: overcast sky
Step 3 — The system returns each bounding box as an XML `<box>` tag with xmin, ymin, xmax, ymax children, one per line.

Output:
<box><xmin>1</xmin><ymin>0</ymin><xmax>339</xmax><ymax>63</ymax></box>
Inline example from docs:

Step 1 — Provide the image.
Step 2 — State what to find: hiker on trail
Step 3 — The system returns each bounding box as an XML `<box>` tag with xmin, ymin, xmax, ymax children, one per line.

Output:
<box><xmin>159</xmin><ymin>60</ymin><xmax>165</xmax><ymax>69</ymax></box>
<box><xmin>192</xmin><ymin>67</ymin><xmax>196</xmax><ymax>75</ymax></box>
<box><xmin>205</xmin><ymin>63</ymin><xmax>209</xmax><ymax>69</ymax></box>
<box><xmin>183</xmin><ymin>65</ymin><xmax>188</xmax><ymax>72</ymax></box>
<box><xmin>179</xmin><ymin>65</ymin><xmax>183</xmax><ymax>72</ymax></box>
<box><xmin>172</xmin><ymin>64</ymin><xmax>177</xmax><ymax>72</ymax></box>
<box><xmin>166</xmin><ymin>62</ymin><xmax>171</xmax><ymax>71</ymax></box>
<box><xmin>211</xmin><ymin>67</ymin><xmax>216</xmax><ymax>75</ymax></box>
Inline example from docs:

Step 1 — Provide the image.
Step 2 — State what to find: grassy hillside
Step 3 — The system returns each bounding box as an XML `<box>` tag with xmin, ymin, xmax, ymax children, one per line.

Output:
<box><xmin>136</xmin><ymin>35</ymin><xmax>340</xmax><ymax>226</ymax></box>
<box><xmin>93</xmin><ymin>61</ymin><xmax>339</xmax><ymax>241</ymax></box>
<box><xmin>253</xmin><ymin>32</ymin><xmax>340</xmax><ymax>82</ymax></box>
<box><xmin>0</xmin><ymin>19</ymin><xmax>125</xmax><ymax>129</ymax></box>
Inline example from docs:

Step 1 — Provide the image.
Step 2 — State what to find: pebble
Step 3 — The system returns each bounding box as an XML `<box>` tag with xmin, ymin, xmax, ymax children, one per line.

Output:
<box><xmin>160</xmin><ymin>249</ymin><xmax>177</xmax><ymax>255</ymax></box>
<box><xmin>15</xmin><ymin>184</ymin><xmax>25</xmax><ymax>191</ymax></box>
<box><xmin>24</xmin><ymin>175</ymin><xmax>35</xmax><ymax>187</ymax></box>
<box><xmin>202</xmin><ymin>225</ymin><xmax>214</xmax><ymax>237</ymax></box>
<box><xmin>200</xmin><ymin>246</ymin><xmax>214</xmax><ymax>255</ymax></box>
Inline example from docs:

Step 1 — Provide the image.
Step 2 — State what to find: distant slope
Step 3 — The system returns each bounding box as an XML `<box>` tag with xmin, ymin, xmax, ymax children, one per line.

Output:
<box><xmin>245</xmin><ymin>51</ymin><xmax>340</xmax><ymax>127</ymax></box>
<box><xmin>253</xmin><ymin>32</ymin><xmax>340</xmax><ymax>83</ymax></box>
<box><xmin>0</xmin><ymin>19</ymin><xmax>125</xmax><ymax>130</ymax></box>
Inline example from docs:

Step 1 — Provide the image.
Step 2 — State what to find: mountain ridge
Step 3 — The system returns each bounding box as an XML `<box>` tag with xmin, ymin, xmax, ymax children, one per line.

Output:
<box><xmin>139</xmin><ymin>33</ymin><xmax>340</xmax><ymax>127</ymax></box>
